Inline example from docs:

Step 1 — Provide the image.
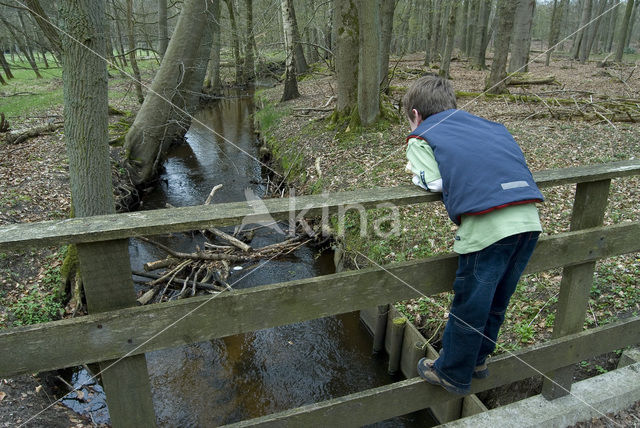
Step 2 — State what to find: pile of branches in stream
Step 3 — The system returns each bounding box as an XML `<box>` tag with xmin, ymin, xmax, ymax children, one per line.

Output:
<box><xmin>131</xmin><ymin>185</ymin><xmax>331</xmax><ymax>305</ymax></box>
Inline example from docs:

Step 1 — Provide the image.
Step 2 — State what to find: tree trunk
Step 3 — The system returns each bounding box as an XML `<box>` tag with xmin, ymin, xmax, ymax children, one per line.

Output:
<box><xmin>432</xmin><ymin>0</ymin><xmax>443</xmax><ymax>61</ymax></box>
<box><xmin>124</xmin><ymin>0</ymin><xmax>213</xmax><ymax>185</ymax></box>
<box><xmin>357</xmin><ymin>0</ymin><xmax>380</xmax><ymax>126</ymax></box>
<box><xmin>605</xmin><ymin>0</ymin><xmax>621</xmax><ymax>52</ymax></box>
<box><xmin>584</xmin><ymin>0</ymin><xmax>609</xmax><ymax>60</ymax></box>
<box><xmin>508</xmin><ymin>0</ymin><xmax>535</xmax><ymax>72</ymax></box>
<box><xmin>471</xmin><ymin>0</ymin><xmax>492</xmax><ymax>69</ymax></box>
<box><xmin>288</xmin><ymin>0</ymin><xmax>308</xmax><ymax>74</ymax></box>
<box><xmin>59</xmin><ymin>2</ymin><xmax>157</xmax><ymax>423</ymax></box>
<box><xmin>486</xmin><ymin>0</ymin><xmax>517</xmax><ymax>94</ymax></box>
<box><xmin>0</xmin><ymin>72</ymin><xmax>6</xmax><ymax>85</ymax></box>
<box><xmin>158</xmin><ymin>0</ymin><xmax>169</xmax><ymax>59</ymax></box>
<box><xmin>440</xmin><ymin>0</ymin><xmax>459</xmax><ymax>78</ymax></box>
<box><xmin>244</xmin><ymin>0</ymin><xmax>256</xmax><ymax>83</ymax></box>
<box><xmin>424</xmin><ymin>0</ymin><xmax>434</xmax><ymax>65</ymax></box>
<box><xmin>465</xmin><ymin>0</ymin><xmax>479</xmax><ymax>57</ymax></box>
<box><xmin>205</xmin><ymin>0</ymin><xmax>222</xmax><ymax>93</ymax></box>
<box><xmin>572</xmin><ymin>0</ymin><xmax>593</xmax><ymax>59</ymax></box>
<box><xmin>615</xmin><ymin>0</ymin><xmax>634</xmax><ymax>61</ymax></box>
<box><xmin>334</xmin><ymin>0</ymin><xmax>358</xmax><ymax>114</ymax></box>
<box><xmin>126</xmin><ymin>0</ymin><xmax>144</xmax><ymax>103</ymax></box>
<box><xmin>625</xmin><ymin>0</ymin><xmax>639</xmax><ymax>47</ymax></box>
<box><xmin>379</xmin><ymin>0</ymin><xmax>396</xmax><ymax>92</ymax></box>
<box><xmin>0</xmin><ymin>15</ymin><xmax>42</xmax><ymax>78</ymax></box>
<box><xmin>281</xmin><ymin>0</ymin><xmax>300</xmax><ymax>101</ymax></box>
<box><xmin>546</xmin><ymin>0</ymin><xmax>569</xmax><ymax>66</ymax></box>
<box><xmin>0</xmin><ymin>51</ymin><xmax>13</xmax><ymax>79</ymax></box>
<box><xmin>111</xmin><ymin>0</ymin><xmax>128</xmax><ymax>67</ymax></box>
<box><xmin>223</xmin><ymin>0</ymin><xmax>242</xmax><ymax>84</ymax></box>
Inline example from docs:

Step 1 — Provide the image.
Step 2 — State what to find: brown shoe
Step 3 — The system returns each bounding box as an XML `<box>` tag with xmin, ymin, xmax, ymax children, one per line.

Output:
<box><xmin>416</xmin><ymin>358</ymin><xmax>468</xmax><ymax>395</ymax></box>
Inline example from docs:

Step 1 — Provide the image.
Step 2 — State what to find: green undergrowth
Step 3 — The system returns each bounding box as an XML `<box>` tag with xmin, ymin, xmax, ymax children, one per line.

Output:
<box><xmin>4</xmin><ymin>248</ymin><xmax>66</xmax><ymax>326</ymax></box>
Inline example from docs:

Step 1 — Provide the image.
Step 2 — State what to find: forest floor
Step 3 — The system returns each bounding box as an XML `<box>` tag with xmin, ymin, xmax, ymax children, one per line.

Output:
<box><xmin>0</xmin><ymin>53</ymin><xmax>639</xmax><ymax>426</ymax></box>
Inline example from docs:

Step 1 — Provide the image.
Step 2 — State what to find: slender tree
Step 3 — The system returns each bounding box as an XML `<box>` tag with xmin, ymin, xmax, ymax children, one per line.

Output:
<box><xmin>546</xmin><ymin>0</ymin><xmax>569</xmax><ymax>66</ymax></box>
<box><xmin>24</xmin><ymin>0</ymin><xmax>62</xmax><ymax>58</ymax></box>
<box><xmin>425</xmin><ymin>0</ymin><xmax>435</xmax><ymax>65</ymax></box>
<box><xmin>158</xmin><ymin>0</ymin><xmax>169</xmax><ymax>59</ymax></box>
<box><xmin>0</xmin><ymin>50</ymin><xmax>13</xmax><ymax>79</ymax></box>
<box><xmin>615</xmin><ymin>0</ymin><xmax>634</xmax><ymax>61</ymax></box>
<box><xmin>440</xmin><ymin>0</ymin><xmax>459</xmax><ymax>78</ymax></box>
<box><xmin>288</xmin><ymin>0</ymin><xmax>308</xmax><ymax>74</ymax></box>
<box><xmin>508</xmin><ymin>0</ymin><xmax>535</xmax><ymax>72</ymax></box>
<box><xmin>584</xmin><ymin>0</ymin><xmax>609</xmax><ymax>60</ymax></box>
<box><xmin>281</xmin><ymin>0</ymin><xmax>300</xmax><ymax>100</ymax></box>
<box><xmin>223</xmin><ymin>0</ymin><xmax>242</xmax><ymax>84</ymax></box>
<box><xmin>486</xmin><ymin>0</ymin><xmax>517</xmax><ymax>94</ymax></box>
<box><xmin>205</xmin><ymin>0</ymin><xmax>222</xmax><ymax>93</ymax></box>
<box><xmin>126</xmin><ymin>0</ymin><xmax>144</xmax><ymax>102</ymax></box>
<box><xmin>244</xmin><ymin>0</ymin><xmax>256</xmax><ymax>83</ymax></box>
<box><xmin>471</xmin><ymin>0</ymin><xmax>492</xmax><ymax>69</ymax></box>
<box><xmin>379</xmin><ymin>0</ymin><xmax>397</xmax><ymax>92</ymax></box>
<box><xmin>572</xmin><ymin>0</ymin><xmax>593</xmax><ymax>59</ymax></box>
<box><xmin>605</xmin><ymin>0</ymin><xmax>621</xmax><ymax>52</ymax></box>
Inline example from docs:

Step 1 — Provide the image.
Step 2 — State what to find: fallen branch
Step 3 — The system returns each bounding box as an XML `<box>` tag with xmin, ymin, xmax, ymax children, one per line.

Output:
<box><xmin>3</xmin><ymin>122</ymin><xmax>63</xmax><ymax>144</ymax></box>
<box><xmin>507</xmin><ymin>74</ymin><xmax>559</xmax><ymax>86</ymax></box>
<box><xmin>207</xmin><ymin>227</ymin><xmax>252</xmax><ymax>252</ymax></box>
<box><xmin>133</xmin><ymin>270</ymin><xmax>225</xmax><ymax>292</ymax></box>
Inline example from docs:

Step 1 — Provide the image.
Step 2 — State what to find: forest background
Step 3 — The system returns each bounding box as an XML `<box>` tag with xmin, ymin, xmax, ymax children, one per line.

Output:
<box><xmin>0</xmin><ymin>0</ymin><xmax>639</xmax><ymax>426</ymax></box>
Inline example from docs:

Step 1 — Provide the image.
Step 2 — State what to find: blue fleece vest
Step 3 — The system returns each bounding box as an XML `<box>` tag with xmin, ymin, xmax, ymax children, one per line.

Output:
<box><xmin>407</xmin><ymin>109</ymin><xmax>544</xmax><ymax>225</ymax></box>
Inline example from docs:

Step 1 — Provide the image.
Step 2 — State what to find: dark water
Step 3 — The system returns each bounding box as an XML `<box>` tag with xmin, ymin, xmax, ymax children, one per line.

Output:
<box><xmin>64</xmin><ymin>92</ymin><xmax>433</xmax><ymax>426</ymax></box>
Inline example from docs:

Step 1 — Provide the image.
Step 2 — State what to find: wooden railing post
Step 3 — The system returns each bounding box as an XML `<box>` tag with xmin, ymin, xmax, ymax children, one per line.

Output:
<box><xmin>541</xmin><ymin>179</ymin><xmax>611</xmax><ymax>400</ymax></box>
<box><xmin>77</xmin><ymin>240</ymin><xmax>156</xmax><ymax>427</ymax></box>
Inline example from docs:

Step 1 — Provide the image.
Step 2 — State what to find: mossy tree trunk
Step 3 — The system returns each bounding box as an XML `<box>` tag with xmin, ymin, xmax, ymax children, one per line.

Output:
<box><xmin>357</xmin><ymin>0</ymin><xmax>380</xmax><ymax>126</ymax></box>
<box><xmin>59</xmin><ymin>0</ymin><xmax>156</xmax><ymax>424</ymax></box>
<box><xmin>334</xmin><ymin>0</ymin><xmax>358</xmax><ymax>115</ymax></box>
<box><xmin>244</xmin><ymin>0</ymin><xmax>256</xmax><ymax>84</ymax></box>
<box><xmin>123</xmin><ymin>0</ymin><xmax>213</xmax><ymax>185</ymax></box>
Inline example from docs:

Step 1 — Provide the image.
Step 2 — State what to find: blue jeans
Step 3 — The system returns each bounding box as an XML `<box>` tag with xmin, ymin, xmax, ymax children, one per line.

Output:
<box><xmin>433</xmin><ymin>231</ymin><xmax>540</xmax><ymax>393</ymax></box>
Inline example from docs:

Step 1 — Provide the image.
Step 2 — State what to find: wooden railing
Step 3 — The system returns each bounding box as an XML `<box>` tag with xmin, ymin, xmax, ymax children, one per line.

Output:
<box><xmin>0</xmin><ymin>159</ymin><xmax>639</xmax><ymax>427</ymax></box>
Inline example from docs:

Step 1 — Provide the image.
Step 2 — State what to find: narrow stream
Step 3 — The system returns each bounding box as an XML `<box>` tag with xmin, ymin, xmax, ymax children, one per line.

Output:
<box><xmin>63</xmin><ymin>91</ymin><xmax>434</xmax><ymax>426</ymax></box>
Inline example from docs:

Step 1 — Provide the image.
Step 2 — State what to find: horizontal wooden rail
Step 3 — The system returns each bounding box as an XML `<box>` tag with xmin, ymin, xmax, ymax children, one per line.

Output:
<box><xmin>0</xmin><ymin>160</ymin><xmax>638</xmax><ymax>251</ymax></box>
<box><xmin>1</xmin><ymin>222</ymin><xmax>638</xmax><ymax>377</ymax></box>
<box><xmin>223</xmin><ymin>315</ymin><xmax>640</xmax><ymax>427</ymax></box>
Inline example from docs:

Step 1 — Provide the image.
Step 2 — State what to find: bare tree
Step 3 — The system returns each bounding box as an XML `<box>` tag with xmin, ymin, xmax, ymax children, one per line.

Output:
<box><xmin>486</xmin><ymin>0</ymin><xmax>517</xmax><ymax>94</ymax></box>
<box><xmin>508</xmin><ymin>0</ymin><xmax>535</xmax><ymax>72</ymax></box>
<box><xmin>615</xmin><ymin>0</ymin><xmax>634</xmax><ymax>61</ymax></box>
<box><xmin>223</xmin><ymin>0</ymin><xmax>242</xmax><ymax>84</ymax></box>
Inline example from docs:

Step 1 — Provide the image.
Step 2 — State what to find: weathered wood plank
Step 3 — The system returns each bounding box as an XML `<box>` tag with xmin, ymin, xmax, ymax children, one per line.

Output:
<box><xmin>0</xmin><ymin>161</ymin><xmax>638</xmax><ymax>251</ymax></box>
<box><xmin>542</xmin><ymin>179</ymin><xmax>611</xmax><ymax>400</ymax></box>
<box><xmin>76</xmin><ymin>240</ymin><xmax>156</xmax><ymax>427</ymax></box>
<box><xmin>0</xmin><ymin>223</ymin><xmax>637</xmax><ymax>378</ymax></box>
<box><xmin>221</xmin><ymin>316</ymin><xmax>640</xmax><ymax>427</ymax></box>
